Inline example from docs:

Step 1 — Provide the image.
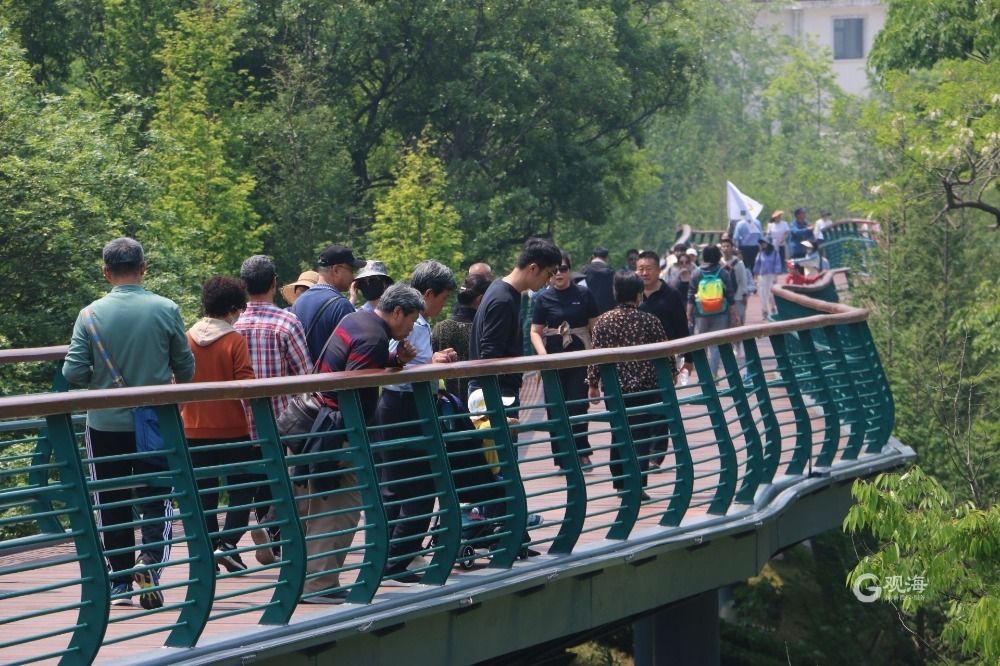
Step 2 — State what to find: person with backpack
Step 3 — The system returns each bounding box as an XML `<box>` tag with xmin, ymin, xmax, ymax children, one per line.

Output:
<box><xmin>686</xmin><ymin>244</ymin><xmax>738</xmax><ymax>378</ymax></box>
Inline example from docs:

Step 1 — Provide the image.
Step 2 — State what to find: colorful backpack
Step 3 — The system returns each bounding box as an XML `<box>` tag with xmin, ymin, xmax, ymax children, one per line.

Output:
<box><xmin>695</xmin><ymin>268</ymin><xmax>728</xmax><ymax>316</ymax></box>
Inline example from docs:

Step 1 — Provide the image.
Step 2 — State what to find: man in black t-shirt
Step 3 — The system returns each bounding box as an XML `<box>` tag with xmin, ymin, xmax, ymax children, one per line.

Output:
<box><xmin>468</xmin><ymin>238</ymin><xmax>562</xmax><ymax>399</ymax></box>
<box><xmin>468</xmin><ymin>238</ymin><xmax>561</xmax><ymax>558</ymax></box>
<box><xmin>635</xmin><ymin>250</ymin><xmax>693</xmax><ymax>468</ymax></box>
<box><xmin>635</xmin><ymin>250</ymin><xmax>693</xmax><ymax>376</ymax></box>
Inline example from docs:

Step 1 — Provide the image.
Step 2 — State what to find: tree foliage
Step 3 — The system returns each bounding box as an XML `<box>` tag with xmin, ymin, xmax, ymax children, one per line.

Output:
<box><xmin>869</xmin><ymin>0</ymin><xmax>1000</xmax><ymax>75</ymax></box>
<box><xmin>0</xmin><ymin>27</ymin><xmax>146</xmax><ymax>350</ymax></box>
<box><xmin>368</xmin><ymin>138</ymin><xmax>463</xmax><ymax>281</ymax></box>
<box><xmin>845</xmin><ymin>468</ymin><xmax>1000</xmax><ymax>663</ymax></box>
<box><xmin>854</xmin><ymin>35</ymin><xmax>1000</xmax><ymax>510</ymax></box>
<box><xmin>142</xmin><ymin>1</ymin><xmax>264</xmax><ymax>316</ymax></box>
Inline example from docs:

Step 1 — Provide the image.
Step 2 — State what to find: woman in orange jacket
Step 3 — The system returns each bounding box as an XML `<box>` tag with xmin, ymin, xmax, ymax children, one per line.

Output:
<box><xmin>180</xmin><ymin>277</ymin><xmax>259</xmax><ymax>573</ymax></box>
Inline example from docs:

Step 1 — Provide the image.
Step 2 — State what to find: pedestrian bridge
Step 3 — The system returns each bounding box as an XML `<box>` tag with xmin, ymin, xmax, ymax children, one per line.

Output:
<box><xmin>0</xmin><ymin>224</ymin><xmax>912</xmax><ymax>665</ymax></box>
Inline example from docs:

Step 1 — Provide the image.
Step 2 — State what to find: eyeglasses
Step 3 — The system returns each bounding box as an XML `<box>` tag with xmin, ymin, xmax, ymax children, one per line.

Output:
<box><xmin>556</xmin><ymin>265</ymin><xmax>570</xmax><ymax>273</ymax></box>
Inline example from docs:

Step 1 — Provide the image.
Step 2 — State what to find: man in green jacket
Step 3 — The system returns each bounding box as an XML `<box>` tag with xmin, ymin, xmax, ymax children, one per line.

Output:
<box><xmin>63</xmin><ymin>237</ymin><xmax>195</xmax><ymax>610</ymax></box>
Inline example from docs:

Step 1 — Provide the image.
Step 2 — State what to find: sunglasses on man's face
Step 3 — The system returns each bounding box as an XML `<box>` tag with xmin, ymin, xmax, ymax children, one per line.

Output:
<box><xmin>556</xmin><ymin>265</ymin><xmax>570</xmax><ymax>274</ymax></box>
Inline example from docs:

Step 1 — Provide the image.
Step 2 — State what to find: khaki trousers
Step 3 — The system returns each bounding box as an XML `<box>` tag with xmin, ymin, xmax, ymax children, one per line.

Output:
<box><xmin>294</xmin><ymin>474</ymin><xmax>361</xmax><ymax>594</ymax></box>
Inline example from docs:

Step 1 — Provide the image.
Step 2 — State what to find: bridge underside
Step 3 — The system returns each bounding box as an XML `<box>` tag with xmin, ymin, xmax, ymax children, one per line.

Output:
<box><xmin>135</xmin><ymin>440</ymin><xmax>912</xmax><ymax>666</ymax></box>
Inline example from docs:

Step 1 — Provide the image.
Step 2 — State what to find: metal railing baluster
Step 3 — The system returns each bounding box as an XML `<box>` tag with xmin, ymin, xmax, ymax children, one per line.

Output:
<box><xmin>335</xmin><ymin>390</ymin><xmax>389</xmax><ymax>601</ymax></box>
<box><xmin>769</xmin><ymin>334</ymin><xmax>813</xmax><ymax>476</ymax></box>
<box><xmin>43</xmin><ymin>413</ymin><xmax>108</xmax><ymax>666</ymax></box>
<box><xmin>156</xmin><ymin>404</ymin><xmax>216</xmax><ymax>648</ymax></box>
<box><xmin>539</xmin><ymin>369</ymin><xmax>586</xmax><ymax>553</ymax></box>
<box><xmin>796</xmin><ymin>329</ymin><xmax>841</xmax><ymax>467</ymax></box>
<box><xmin>480</xmin><ymin>376</ymin><xmax>528</xmax><ymax>567</ymax></box>
<box><xmin>690</xmin><ymin>348</ymin><xmax>737</xmax><ymax>514</ymax></box>
<box><xmin>597</xmin><ymin>364</ymin><xmax>642</xmax><ymax>539</ymax></box>
<box><xmin>410</xmin><ymin>380</ymin><xmax>462</xmax><ymax>584</ymax></box>
<box><xmin>249</xmin><ymin>397</ymin><xmax>306</xmax><ymax>624</ymax></box>
<box><xmin>652</xmin><ymin>358</ymin><xmax>691</xmax><ymax>527</ymax></box>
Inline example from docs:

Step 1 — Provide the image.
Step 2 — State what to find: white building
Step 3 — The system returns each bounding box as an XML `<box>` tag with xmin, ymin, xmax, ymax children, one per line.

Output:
<box><xmin>755</xmin><ymin>1</ymin><xmax>886</xmax><ymax>96</ymax></box>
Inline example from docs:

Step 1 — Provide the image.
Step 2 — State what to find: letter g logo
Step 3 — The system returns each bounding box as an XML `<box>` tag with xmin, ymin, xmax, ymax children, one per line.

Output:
<box><xmin>852</xmin><ymin>573</ymin><xmax>881</xmax><ymax>603</ymax></box>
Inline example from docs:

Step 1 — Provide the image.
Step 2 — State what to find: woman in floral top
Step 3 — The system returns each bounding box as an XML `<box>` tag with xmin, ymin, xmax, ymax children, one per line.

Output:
<box><xmin>587</xmin><ymin>271</ymin><xmax>668</xmax><ymax>499</ymax></box>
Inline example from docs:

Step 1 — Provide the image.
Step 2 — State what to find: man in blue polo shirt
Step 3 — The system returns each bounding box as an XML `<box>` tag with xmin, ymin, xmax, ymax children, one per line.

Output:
<box><xmin>291</xmin><ymin>244</ymin><xmax>366</xmax><ymax>360</ymax></box>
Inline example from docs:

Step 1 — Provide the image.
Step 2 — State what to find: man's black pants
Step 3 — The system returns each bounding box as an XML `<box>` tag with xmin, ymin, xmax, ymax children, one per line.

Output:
<box><xmin>375</xmin><ymin>390</ymin><xmax>435</xmax><ymax>572</ymax></box>
<box><xmin>85</xmin><ymin>427</ymin><xmax>173</xmax><ymax>583</ymax></box>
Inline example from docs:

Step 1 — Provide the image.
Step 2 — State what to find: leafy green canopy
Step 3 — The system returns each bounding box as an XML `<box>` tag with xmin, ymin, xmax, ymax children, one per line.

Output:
<box><xmin>846</xmin><ymin>469</ymin><xmax>1000</xmax><ymax>663</ymax></box>
<box><xmin>869</xmin><ymin>0</ymin><xmax>1000</xmax><ymax>75</ymax></box>
<box><xmin>142</xmin><ymin>2</ymin><xmax>264</xmax><ymax>315</ymax></box>
<box><xmin>0</xmin><ymin>28</ymin><xmax>145</xmax><ymax>350</ymax></box>
<box><xmin>251</xmin><ymin>0</ymin><xmax>703</xmax><ymax>268</ymax></box>
<box><xmin>368</xmin><ymin>137</ymin><xmax>463</xmax><ymax>282</ymax></box>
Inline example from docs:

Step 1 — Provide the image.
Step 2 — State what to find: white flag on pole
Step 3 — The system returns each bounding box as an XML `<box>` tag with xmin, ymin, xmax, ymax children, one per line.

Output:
<box><xmin>726</xmin><ymin>181</ymin><xmax>763</xmax><ymax>221</ymax></box>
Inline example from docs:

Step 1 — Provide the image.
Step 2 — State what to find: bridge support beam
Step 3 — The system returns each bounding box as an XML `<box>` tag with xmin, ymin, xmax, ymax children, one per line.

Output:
<box><xmin>634</xmin><ymin>589</ymin><xmax>720</xmax><ymax>666</ymax></box>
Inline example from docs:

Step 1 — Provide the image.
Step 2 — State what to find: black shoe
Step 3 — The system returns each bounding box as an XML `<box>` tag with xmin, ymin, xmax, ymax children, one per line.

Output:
<box><xmin>214</xmin><ymin>544</ymin><xmax>248</xmax><ymax>572</ymax></box>
<box><xmin>519</xmin><ymin>547</ymin><xmax>542</xmax><ymax>559</ymax></box>
<box><xmin>110</xmin><ymin>581</ymin><xmax>134</xmax><ymax>607</ymax></box>
<box><xmin>134</xmin><ymin>554</ymin><xmax>163</xmax><ymax>610</ymax></box>
<box><xmin>640</xmin><ymin>491</ymin><xmax>652</xmax><ymax>502</ymax></box>
<box><xmin>301</xmin><ymin>589</ymin><xmax>350</xmax><ymax>604</ymax></box>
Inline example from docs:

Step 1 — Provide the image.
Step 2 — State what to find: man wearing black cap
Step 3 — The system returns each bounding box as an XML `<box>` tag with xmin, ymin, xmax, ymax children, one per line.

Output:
<box><xmin>291</xmin><ymin>244</ymin><xmax>366</xmax><ymax>360</ymax></box>
<box><xmin>582</xmin><ymin>247</ymin><xmax>615</xmax><ymax>315</ymax></box>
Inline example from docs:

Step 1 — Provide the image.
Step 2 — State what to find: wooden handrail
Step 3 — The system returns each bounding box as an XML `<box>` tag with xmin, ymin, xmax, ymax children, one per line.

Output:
<box><xmin>0</xmin><ymin>345</ymin><xmax>70</xmax><ymax>365</ymax></box>
<box><xmin>0</xmin><ymin>287</ymin><xmax>866</xmax><ymax>419</ymax></box>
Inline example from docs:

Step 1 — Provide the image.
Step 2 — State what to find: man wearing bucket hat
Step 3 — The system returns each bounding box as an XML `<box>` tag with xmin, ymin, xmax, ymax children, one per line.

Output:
<box><xmin>291</xmin><ymin>244</ymin><xmax>366</xmax><ymax>360</ymax></box>
<box><xmin>352</xmin><ymin>260</ymin><xmax>394</xmax><ymax>312</ymax></box>
<box><xmin>280</xmin><ymin>271</ymin><xmax>320</xmax><ymax>306</ymax></box>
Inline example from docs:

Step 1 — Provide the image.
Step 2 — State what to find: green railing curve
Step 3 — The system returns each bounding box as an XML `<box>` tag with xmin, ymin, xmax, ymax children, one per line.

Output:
<box><xmin>0</xmin><ymin>228</ymin><xmax>904</xmax><ymax>665</ymax></box>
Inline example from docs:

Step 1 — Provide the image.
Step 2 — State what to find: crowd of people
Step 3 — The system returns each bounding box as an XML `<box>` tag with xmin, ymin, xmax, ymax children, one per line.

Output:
<box><xmin>62</xmin><ymin>216</ymin><xmax>834</xmax><ymax>607</ymax></box>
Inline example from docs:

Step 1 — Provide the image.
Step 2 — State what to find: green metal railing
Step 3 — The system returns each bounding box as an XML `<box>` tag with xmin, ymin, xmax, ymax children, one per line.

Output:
<box><xmin>0</xmin><ymin>227</ymin><xmax>892</xmax><ymax>665</ymax></box>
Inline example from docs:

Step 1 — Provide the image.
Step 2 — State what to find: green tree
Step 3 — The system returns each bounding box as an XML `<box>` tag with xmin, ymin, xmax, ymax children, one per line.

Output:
<box><xmin>869</xmin><ymin>0</ymin><xmax>1000</xmax><ymax>75</ymax></box>
<box><xmin>242</xmin><ymin>64</ymin><xmax>358</xmax><ymax>283</ymax></box>
<box><xmin>845</xmin><ymin>468</ymin><xmax>1000</xmax><ymax>663</ymax></box>
<box><xmin>0</xmin><ymin>27</ymin><xmax>147</xmax><ymax>352</ymax></box>
<box><xmin>256</xmin><ymin>0</ymin><xmax>702</xmax><ymax>267</ymax></box>
<box><xmin>854</xmin><ymin>52</ymin><xmax>1000</xmax><ymax>505</ymax></box>
<box><xmin>367</xmin><ymin>138</ymin><xmax>463</xmax><ymax>281</ymax></box>
<box><xmin>142</xmin><ymin>1</ymin><xmax>263</xmax><ymax>315</ymax></box>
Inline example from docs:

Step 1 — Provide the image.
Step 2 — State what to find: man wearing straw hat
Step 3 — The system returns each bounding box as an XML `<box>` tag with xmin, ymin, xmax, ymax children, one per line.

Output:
<box><xmin>279</xmin><ymin>270</ymin><xmax>319</xmax><ymax>306</ymax></box>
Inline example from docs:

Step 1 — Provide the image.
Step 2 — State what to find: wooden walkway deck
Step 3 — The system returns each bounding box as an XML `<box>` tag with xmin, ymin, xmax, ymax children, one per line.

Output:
<box><xmin>0</xmin><ymin>295</ymin><xmax>842</xmax><ymax>664</ymax></box>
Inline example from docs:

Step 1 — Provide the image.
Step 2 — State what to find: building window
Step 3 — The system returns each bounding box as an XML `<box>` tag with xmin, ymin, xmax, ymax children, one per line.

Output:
<box><xmin>833</xmin><ymin>18</ymin><xmax>864</xmax><ymax>60</ymax></box>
